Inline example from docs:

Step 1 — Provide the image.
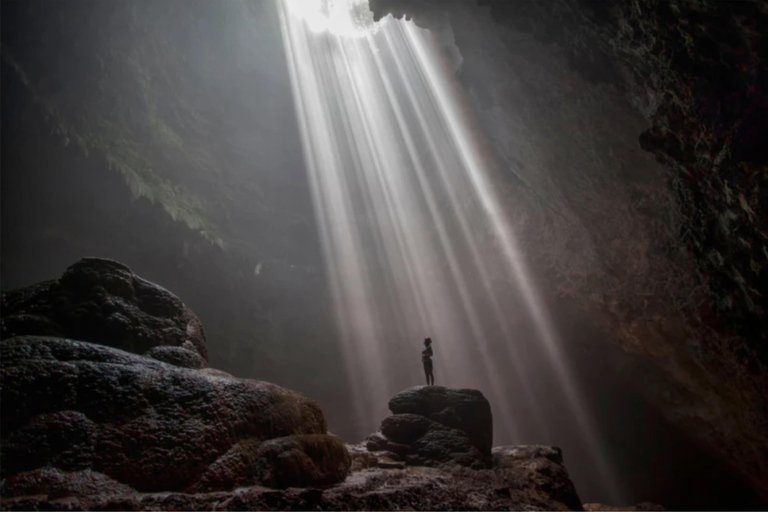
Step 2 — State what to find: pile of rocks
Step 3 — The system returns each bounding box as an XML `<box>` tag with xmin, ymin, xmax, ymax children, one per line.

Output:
<box><xmin>365</xmin><ymin>386</ymin><xmax>493</xmax><ymax>469</ymax></box>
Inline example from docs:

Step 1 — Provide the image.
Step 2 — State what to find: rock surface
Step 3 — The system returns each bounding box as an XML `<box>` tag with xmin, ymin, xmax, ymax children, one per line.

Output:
<box><xmin>0</xmin><ymin>336</ymin><xmax>349</xmax><ymax>494</ymax></box>
<box><xmin>144</xmin><ymin>345</ymin><xmax>208</xmax><ymax>369</ymax></box>
<box><xmin>389</xmin><ymin>386</ymin><xmax>493</xmax><ymax>454</ymax></box>
<box><xmin>0</xmin><ymin>258</ymin><xmax>208</xmax><ymax>361</ymax></box>
<box><xmin>494</xmin><ymin>445</ymin><xmax>583</xmax><ymax>511</ymax></box>
<box><xmin>1</xmin><ymin>449</ymin><xmax>586</xmax><ymax>511</ymax></box>
<box><xmin>366</xmin><ymin>386</ymin><xmax>493</xmax><ymax>469</ymax></box>
<box><xmin>0</xmin><ymin>265</ymin><xmax>587</xmax><ymax>511</ymax></box>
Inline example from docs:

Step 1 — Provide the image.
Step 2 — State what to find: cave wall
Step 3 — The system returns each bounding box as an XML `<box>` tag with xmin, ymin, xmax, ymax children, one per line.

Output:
<box><xmin>0</xmin><ymin>0</ymin><xmax>356</xmax><ymax>436</ymax></box>
<box><xmin>369</xmin><ymin>0</ymin><xmax>768</xmax><ymax>502</ymax></box>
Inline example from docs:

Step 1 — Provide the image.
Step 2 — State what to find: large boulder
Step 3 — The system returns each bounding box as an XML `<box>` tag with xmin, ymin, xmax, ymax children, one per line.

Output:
<box><xmin>0</xmin><ymin>258</ymin><xmax>208</xmax><ymax>362</ymax></box>
<box><xmin>388</xmin><ymin>386</ymin><xmax>493</xmax><ymax>454</ymax></box>
<box><xmin>493</xmin><ymin>445</ymin><xmax>584</xmax><ymax>511</ymax></box>
<box><xmin>365</xmin><ymin>386</ymin><xmax>493</xmax><ymax>469</ymax></box>
<box><xmin>0</xmin><ymin>336</ymin><xmax>350</xmax><ymax>494</ymax></box>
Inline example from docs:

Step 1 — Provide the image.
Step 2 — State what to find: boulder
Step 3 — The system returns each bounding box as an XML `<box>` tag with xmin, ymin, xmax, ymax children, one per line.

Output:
<box><xmin>493</xmin><ymin>445</ymin><xmax>584</xmax><ymax>511</ymax></box>
<box><xmin>253</xmin><ymin>434</ymin><xmax>352</xmax><ymax>489</ymax></box>
<box><xmin>0</xmin><ymin>258</ymin><xmax>208</xmax><ymax>361</ymax></box>
<box><xmin>0</xmin><ymin>336</ymin><xmax>349</xmax><ymax>494</ymax></box>
<box><xmin>407</xmin><ymin>428</ymin><xmax>488</xmax><ymax>469</ymax></box>
<box><xmin>144</xmin><ymin>345</ymin><xmax>207</xmax><ymax>369</ymax></box>
<box><xmin>379</xmin><ymin>413</ymin><xmax>449</xmax><ymax>445</ymax></box>
<box><xmin>365</xmin><ymin>387</ymin><xmax>494</xmax><ymax>469</ymax></box>
<box><xmin>388</xmin><ymin>386</ymin><xmax>493</xmax><ymax>453</ymax></box>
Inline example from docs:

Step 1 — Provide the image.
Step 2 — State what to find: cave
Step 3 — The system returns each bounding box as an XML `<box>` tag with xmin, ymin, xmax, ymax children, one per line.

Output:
<box><xmin>1</xmin><ymin>0</ymin><xmax>766</xmax><ymax>510</ymax></box>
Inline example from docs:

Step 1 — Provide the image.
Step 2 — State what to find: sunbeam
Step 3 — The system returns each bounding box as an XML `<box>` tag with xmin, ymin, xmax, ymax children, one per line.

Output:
<box><xmin>278</xmin><ymin>0</ymin><xmax>622</xmax><ymax>502</ymax></box>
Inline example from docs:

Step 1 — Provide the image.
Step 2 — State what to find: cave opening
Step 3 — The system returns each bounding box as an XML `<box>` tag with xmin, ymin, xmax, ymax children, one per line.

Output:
<box><xmin>1</xmin><ymin>0</ymin><xmax>766</xmax><ymax>509</ymax></box>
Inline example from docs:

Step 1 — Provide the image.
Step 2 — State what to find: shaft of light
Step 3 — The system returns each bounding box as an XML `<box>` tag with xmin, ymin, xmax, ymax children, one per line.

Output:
<box><xmin>278</xmin><ymin>0</ymin><xmax>622</xmax><ymax>502</ymax></box>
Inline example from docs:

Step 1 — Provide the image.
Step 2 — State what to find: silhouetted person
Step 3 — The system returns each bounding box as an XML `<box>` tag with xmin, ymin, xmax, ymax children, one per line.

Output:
<box><xmin>422</xmin><ymin>337</ymin><xmax>434</xmax><ymax>385</ymax></box>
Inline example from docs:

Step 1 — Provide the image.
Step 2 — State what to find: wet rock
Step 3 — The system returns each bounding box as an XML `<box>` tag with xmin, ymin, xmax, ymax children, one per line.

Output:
<box><xmin>365</xmin><ymin>431</ymin><xmax>410</xmax><ymax>458</ymax></box>
<box><xmin>346</xmin><ymin>443</ymin><xmax>379</xmax><ymax>471</ymax></box>
<box><xmin>0</xmin><ymin>258</ymin><xmax>208</xmax><ymax>361</ymax></box>
<box><xmin>493</xmin><ymin>445</ymin><xmax>584</xmax><ymax>511</ymax></box>
<box><xmin>144</xmin><ymin>345</ymin><xmax>207</xmax><ymax>369</ymax></box>
<box><xmin>388</xmin><ymin>386</ymin><xmax>493</xmax><ymax>453</ymax></box>
<box><xmin>380</xmin><ymin>412</ymin><xmax>449</xmax><ymax>445</ymax></box>
<box><xmin>190</xmin><ymin>433</ymin><xmax>351</xmax><ymax>491</ymax></box>
<box><xmin>407</xmin><ymin>428</ymin><xmax>488</xmax><ymax>470</ymax></box>
<box><xmin>376</xmin><ymin>457</ymin><xmax>405</xmax><ymax>470</ymax></box>
<box><xmin>0</xmin><ymin>336</ymin><xmax>346</xmax><ymax>495</ymax></box>
<box><xmin>365</xmin><ymin>387</ymin><xmax>494</xmax><ymax>470</ymax></box>
<box><xmin>0</xmin><ymin>459</ymin><xmax>586</xmax><ymax>510</ymax></box>
<box><xmin>252</xmin><ymin>434</ymin><xmax>351</xmax><ymax>489</ymax></box>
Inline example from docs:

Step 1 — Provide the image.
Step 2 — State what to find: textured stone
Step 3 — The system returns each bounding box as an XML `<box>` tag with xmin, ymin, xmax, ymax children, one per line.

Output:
<box><xmin>144</xmin><ymin>345</ymin><xmax>207</xmax><ymax>369</ymax></box>
<box><xmin>584</xmin><ymin>502</ymin><xmax>664</xmax><ymax>511</ymax></box>
<box><xmin>365</xmin><ymin>431</ymin><xmax>410</xmax><ymax>458</ymax></box>
<box><xmin>346</xmin><ymin>443</ymin><xmax>379</xmax><ymax>471</ymax></box>
<box><xmin>0</xmin><ymin>258</ymin><xmax>208</xmax><ymax>361</ymax></box>
<box><xmin>0</xmin><ymin>336</ymin><xmax>343</xmax><ymax>494</ymax></box>
<box><xmin>380</xmin><ymin>413</ymin><xmax>449</xmax><ymax>445</ymax></box>
<box><xmin>0</xmin><ymin>454</ymin><xmax>586</xmax><ymax>511</ymax></box>
<box><xmin>253</xmin><ymin>434</ymin><xmax>351</xmax><ymax>489</ymax></box>
<box><xmin>388</xmin><ymin>386</ymin><xmax>493</xmax><ymax>454</ymax></box>
<box><xmin>493</xmin><ymin>445</ymin><xmax>583</xmax><ymax>511</ymax></box>
<box><xmin>407</xmin><ymin>428</ymin><xmax>488</xmax><ymax>470</ymax></box>
<box><xmin>0</xmin><ymin>468</ymin><xmax>136</xmax><ymax>508</ymax></box>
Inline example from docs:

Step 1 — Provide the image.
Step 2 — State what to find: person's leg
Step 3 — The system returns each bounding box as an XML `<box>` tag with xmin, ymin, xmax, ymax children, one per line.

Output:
<box><xmin>429</xmin><ymin>371</ymin><xmax>434</xmax><ymax>386</ymax></box>
<box><xmin>424</xmin><ymin>367</ymin><xmax>430</xmax><ymax>385</ymax></box>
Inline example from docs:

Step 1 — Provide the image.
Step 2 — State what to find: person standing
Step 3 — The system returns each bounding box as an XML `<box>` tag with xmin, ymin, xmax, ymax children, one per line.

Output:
<box><xmin>422</xmin><ymin>337</ymin><xmax>434</xmax><ymax>385</ymax></box>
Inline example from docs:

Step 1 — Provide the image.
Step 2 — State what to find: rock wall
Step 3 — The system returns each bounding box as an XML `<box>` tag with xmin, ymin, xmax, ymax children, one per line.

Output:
<box><xmin>369</xmin><ymin>0</ymin><xmax>768</xmax><ymax>501</ymax></box>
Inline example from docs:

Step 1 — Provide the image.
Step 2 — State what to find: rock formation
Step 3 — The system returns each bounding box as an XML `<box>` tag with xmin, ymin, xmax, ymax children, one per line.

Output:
<box><xmin>1</xmin><ymin>258</ymin><xmax>605</xmax><ymax>510</ymax></box>
<box><xmin>0</xmin><ymin>259</ymin><xmax>351</xmax><ymax>505</ymax></box>
<box><xmin>1</xmin><ymin>336</ymin><xmax>351</xmax><ymax>494</ymax></box>
<box><xmin>366</xmin><ymin>386</ymin><xmax>493</xmax><ymax>469</ymax></box>
<box><xmin>1</xmin><ymin>258</ymin><xmax>208</xmax><ymax>362</ymax></box>
<box><xmin>493</xmin><ymin>446</ymin><xmax>583</xmax><ymax>511</ymax></box>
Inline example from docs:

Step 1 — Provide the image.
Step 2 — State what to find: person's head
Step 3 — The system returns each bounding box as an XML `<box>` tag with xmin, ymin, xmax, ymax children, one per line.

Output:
<box><xmin>424</xmin><ymin>337</ymin><xmax>432</xmax><ymax>346</ymax></box>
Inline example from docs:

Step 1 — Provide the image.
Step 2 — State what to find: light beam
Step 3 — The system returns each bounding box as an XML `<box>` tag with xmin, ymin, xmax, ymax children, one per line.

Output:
<box><xmin>278</xmin><ymin>0</ymin><xmax>623</xmax><ymax>502</ymax></box>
